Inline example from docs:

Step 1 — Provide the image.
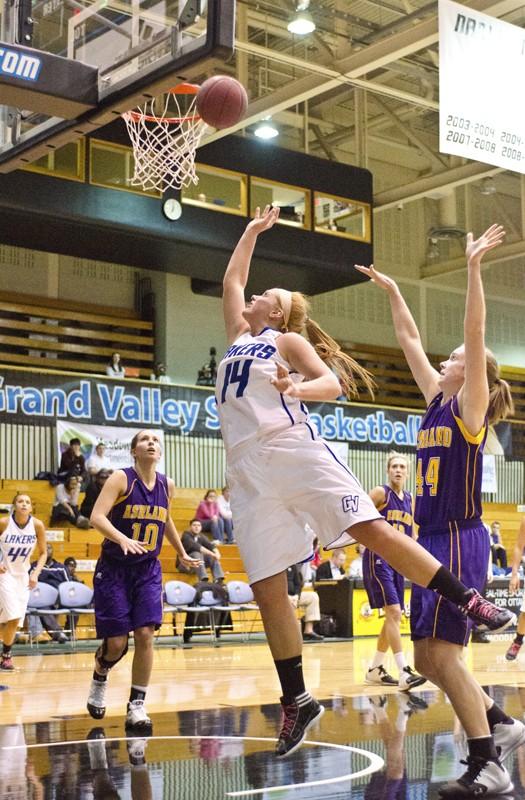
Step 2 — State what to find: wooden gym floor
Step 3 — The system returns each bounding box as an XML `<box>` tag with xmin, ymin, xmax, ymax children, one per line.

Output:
<box><xmin>1</xmin><ymin>636</ymin><xmax>525</xmax><ymax>798</ymax></box>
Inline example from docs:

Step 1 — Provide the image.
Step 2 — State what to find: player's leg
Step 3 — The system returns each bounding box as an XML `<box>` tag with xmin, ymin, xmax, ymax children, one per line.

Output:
<box><xmin>87</xmin><ymin>635</ymin><xmax>129</xmax><ymax>719</ymax></box>
<box><xmin>88</xmin><ymin>561</ymin><xmax>132</xmax><ymax>719</ymax></box>
<box><xmin>350</xmin><ymin>519</ymin><xmax>514</xmax><ymax>632</ymax></box>
<box><xmin>252</xmin><ymin>572</ymin><xmax>324</xmax><ymax>757</ymax></box>
<box><xmin>414</xmin><ymin>638</ymin><xmax>513</xmax><ymax>797</ymax></box>
<box><xmin>126</xmin><ymin>625</ymin><xmax>155</xmax><ymax>731</ymax></box>
<box><xmin>506</xmin><ymin>606</ymin><xmax>525</xmax><ymax>661</ymax></box>
<box><xmin>0</xmin><ymin>618</ymin><xmax>20</xmax><ymax>670</ymax></box>
<box><xmin>126</xmin><ymin>559</ymin><xmax>163</xmax><ymax>731</ymax></box>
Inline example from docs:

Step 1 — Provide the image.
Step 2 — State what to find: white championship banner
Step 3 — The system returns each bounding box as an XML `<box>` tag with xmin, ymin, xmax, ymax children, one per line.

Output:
<box><xmin>439</xmin><ymin>0</ymin><xmax>525</xmax><ymax>174</ymax></box>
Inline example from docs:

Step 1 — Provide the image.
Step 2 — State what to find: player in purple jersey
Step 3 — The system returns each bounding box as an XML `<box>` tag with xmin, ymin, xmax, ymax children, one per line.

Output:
<box><xmin>86</xmin><ymin>430</ymin><xmax>200</xmax><ymax>731</ymax></box>
<box><xmin>356</xmin><ymin>225</ymin><xmax>523</xmax><ymax>797</ymax></box>
<box><xmin>364</xmin><ymin>453</ymin><xmax>425</xmax><ymax>691</ymax></box>
<box><xmin>221</xmin><ymin>208</ymin><xmax>514</xmax><ymax>759</ymax></box>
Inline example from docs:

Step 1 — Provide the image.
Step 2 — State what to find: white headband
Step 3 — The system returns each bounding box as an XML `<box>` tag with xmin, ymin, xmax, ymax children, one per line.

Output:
<box><xmin>274</xmin><ymin>288</ymin><xmax>292</xmax><ymax>328</ymax></box>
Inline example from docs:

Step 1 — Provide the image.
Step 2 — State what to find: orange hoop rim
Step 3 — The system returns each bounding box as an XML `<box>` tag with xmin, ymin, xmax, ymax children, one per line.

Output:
<box><xmin>125</xmin><ymin>83</ymin><xmax>202</xmax><ymax>125</ymax></box>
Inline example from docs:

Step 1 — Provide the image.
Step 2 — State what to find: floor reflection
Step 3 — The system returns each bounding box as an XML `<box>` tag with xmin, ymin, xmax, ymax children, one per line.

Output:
<box><xmin>1</xmin><ymin>685</ymin><xmax>524</xmax><ymax>799</ymax></box>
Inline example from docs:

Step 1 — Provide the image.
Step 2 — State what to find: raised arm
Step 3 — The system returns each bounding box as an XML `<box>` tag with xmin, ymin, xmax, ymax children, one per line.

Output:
<box><xmin>457</xmin><ymin>224</ymin><xmax>505</xmax><ymax>436</ymax></box>
<box><xmin>354</xmin><ymin>265</ymin><xmax>440</xmax><ymax>405</ymax></box>
<box><xmin>223</xmin><ymin>205</ymin><xmax>280</xmax><ymax>344</ymax></box>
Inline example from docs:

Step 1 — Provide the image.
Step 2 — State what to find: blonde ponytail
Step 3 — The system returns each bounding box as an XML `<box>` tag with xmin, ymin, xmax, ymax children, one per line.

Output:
<box><xmin>282</xmin><ymin>291</ymin><xmax>376</xmax><ymax>400</ymax></box>
<box><xmin>486</xmin><ymin>350</ymin><xmax>514</xmax><ymax>424</ymax></box>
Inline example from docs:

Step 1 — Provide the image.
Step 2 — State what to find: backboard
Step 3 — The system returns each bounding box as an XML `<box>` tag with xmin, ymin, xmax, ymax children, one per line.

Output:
<box><xmin>0</xmin><ymin>0</ymin><xmax>235</xmax><ymax>170</ymax></box>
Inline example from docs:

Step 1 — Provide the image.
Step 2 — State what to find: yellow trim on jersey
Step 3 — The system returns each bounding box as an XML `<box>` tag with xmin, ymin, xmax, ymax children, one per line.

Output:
<box><xmin>111</xmin><ymin>479</ymin><xmax>138</xmax><ymax>508</ymax></box>
<box><xmin>464</xmin><ymin>447</ymin><xmax>470</xmax><ymax>519</ymax></box>
<box><xmin>453</xmin><ymin>413</ymin><xmax>486</xmax><ymax>445</ymax></box>
<box><xmin>470</xmin><ymin>443</ymin><xmax>481</xmax><ymax>518</ymax></box>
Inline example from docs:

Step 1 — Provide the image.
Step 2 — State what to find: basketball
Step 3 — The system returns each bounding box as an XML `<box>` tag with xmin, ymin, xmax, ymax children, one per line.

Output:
<box><xmin>196</xmin><ymin>76</ymin><xmax>248</xmax><ymax>129</ymax></box>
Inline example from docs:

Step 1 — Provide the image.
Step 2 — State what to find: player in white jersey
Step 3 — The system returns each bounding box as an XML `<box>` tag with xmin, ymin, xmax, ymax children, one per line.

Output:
<box><xmin>0</xmin><ymin>493</ymin><xmax>47</xmax><ymax>670</ymax></box>
<box><xmin>219</xmin><ymin>206</ymin><xmax>517</xmax><ymax>758</ymax></box>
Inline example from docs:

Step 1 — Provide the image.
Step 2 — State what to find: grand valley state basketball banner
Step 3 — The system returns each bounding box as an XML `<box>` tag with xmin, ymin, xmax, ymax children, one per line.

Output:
<box><xmin>0</xmin><ymin>366</ymin><xmax>513</xmax><ymax>453</ymax></box>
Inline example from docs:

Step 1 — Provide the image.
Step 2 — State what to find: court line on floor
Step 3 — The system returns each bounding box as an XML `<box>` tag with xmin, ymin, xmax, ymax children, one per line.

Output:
<box><xmin>3</xmin><ymin>734</ymin><xmax>384</xmax><ymax>795</ymax></box>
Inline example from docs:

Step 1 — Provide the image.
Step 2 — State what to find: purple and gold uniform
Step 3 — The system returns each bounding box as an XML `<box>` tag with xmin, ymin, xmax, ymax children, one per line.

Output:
<box><xmin>363</xmin><ymin>485</ymin><xmax>413</xmax><ymax>609</ymax></box>
<box><xmin>94</xmin><ymin>466</ymin><xmax>169</xmax><ymax>638</ymax></box>
<box><xmin>411</xmin><ymin>393</ymin><xmax>489</xmax><ymax>645</ymax></box>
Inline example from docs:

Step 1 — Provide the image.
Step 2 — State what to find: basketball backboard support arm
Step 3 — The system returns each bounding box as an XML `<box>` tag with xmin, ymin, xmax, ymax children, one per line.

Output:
<box><xmin>0</xmin><ymin>0</ymin><xmax>235</xmax><ymax>171</ymax></box>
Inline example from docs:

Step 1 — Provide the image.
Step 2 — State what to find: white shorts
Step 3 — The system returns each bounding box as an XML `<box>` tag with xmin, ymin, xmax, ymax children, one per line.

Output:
<box><xmin>226</xmin><ymin>424</ymin><xmax>380</xmax><ymax>584</ymax></box>
<box><xmin>0</xmin><ymin>572</ymin><xmax>30</xmax><ymax>624</ymax></box>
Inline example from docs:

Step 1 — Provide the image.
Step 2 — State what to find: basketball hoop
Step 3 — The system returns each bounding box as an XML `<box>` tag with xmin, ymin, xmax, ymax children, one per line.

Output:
<box><xmin>122</xmin><ymin>83</ymin><xmax>206</xmax><ymax>192</ymax></box>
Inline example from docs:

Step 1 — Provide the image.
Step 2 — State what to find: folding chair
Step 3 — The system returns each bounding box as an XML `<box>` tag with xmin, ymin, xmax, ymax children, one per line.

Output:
<box><xmin>226</xmin><ymin>580</ymin><xmax>259</xmax><ymax>642</ymax></box>
<box><xmin>26</xmin><ymin>583</ymin><xmax>67</xmax><ymax>648</ymax></box>
<box><xmin>58</xmin><ymin>581</ymin><xmax>95</xmax><ymax>646</ymax></box>
<box><xmin>164</xmin><ymin>581</ymin><xmax>197</xmax><ymax>643</ymax></box>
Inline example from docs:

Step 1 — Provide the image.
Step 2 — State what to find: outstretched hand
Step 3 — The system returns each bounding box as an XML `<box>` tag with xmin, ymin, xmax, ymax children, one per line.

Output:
<box><xmin>354</xmin><ymin>263</ymin><xmax>399</xmax><ymax>293</ymax></box>
<box><xmin>246</xmin><ymin>205</ymin><xmax>280</xmax><ymax>236</ymax></box>
<box><xmin>465</xmin><ymin>224</ymin><xmax>505</xmax><ymax>264</ymax></box>
<box><xmin>270</xmin><ymin>363</ymin><xmax>299</xmax><ymax>397</ymax></box>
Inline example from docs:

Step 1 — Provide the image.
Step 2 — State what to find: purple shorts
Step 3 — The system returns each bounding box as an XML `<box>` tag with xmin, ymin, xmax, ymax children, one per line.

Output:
<box><xmin>411</xmin><ymin>523</ymin><xmax>489</xmax><ymax>646</ymax></box>
<box><xmin>362</xmin><ymin>548</ymin><xmax>405</xmax><ymax>609</ymax></box>
<box><xmin>93</xmin><ymin>556</ymin><xmax>163</xmax><ymax>639</ymax></box>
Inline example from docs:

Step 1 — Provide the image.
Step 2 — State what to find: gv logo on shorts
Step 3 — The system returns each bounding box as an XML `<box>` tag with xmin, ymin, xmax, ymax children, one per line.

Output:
<box><xmin>342</xmin><ymin>494</ymin><xmax>359</xmax><ymax>513</ymax></box>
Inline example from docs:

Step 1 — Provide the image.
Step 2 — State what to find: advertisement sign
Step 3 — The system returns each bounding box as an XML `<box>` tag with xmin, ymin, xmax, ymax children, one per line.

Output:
<box><xmin>352</xmin><ymin>585</ymin><xmax>412</xmax><ymax>637</ymax></box>
<box><xmin>56</xmin><ymin>421</ymin><xmax>165</xmax><ymax>473</ymax></box>
<box><xmin>0</xmin><ymin>367</ymin><xmax>513</xmax><ymax>452</ymax></box>
<box><xmin>482</xmin><ymin>454</ymin><xmax>498</xmax><ymax>494</ymax></box>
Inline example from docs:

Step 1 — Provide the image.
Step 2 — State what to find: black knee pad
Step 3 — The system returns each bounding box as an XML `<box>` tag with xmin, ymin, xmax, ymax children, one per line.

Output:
<box><xmin>96</xmin><ymin>637</ymin><xmax>129</xmax><ymax>671</ymax></box>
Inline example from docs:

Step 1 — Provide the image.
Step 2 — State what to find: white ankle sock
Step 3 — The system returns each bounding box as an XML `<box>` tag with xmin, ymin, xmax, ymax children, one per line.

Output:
<box><xmin>370</xmin><ymin>651</ymin><xmax>386</xmax><ymax>670</ymax></box>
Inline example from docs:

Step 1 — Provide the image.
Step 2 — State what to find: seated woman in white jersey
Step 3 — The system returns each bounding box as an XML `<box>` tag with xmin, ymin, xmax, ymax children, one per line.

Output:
<box><xmin>219</xmin><ymin>205</ymin><xmax>515</xmax><ymax>759</ymax></box>
<box><xmin>0</xmin><ymin>493</ymin><xmax>47</xmax><ymax>670</ymax></box>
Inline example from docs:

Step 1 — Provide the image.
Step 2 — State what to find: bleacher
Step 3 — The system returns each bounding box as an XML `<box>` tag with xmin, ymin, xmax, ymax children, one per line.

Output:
<box><xmin>0</xmin><ymin>291</ymin><xmax>154</xmax><ymax>377</ymax></box>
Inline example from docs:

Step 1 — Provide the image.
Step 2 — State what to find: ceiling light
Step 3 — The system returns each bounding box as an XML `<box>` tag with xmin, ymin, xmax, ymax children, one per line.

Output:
<box><xmin>254</xmin><ymin>120</ymin><xmax>279</xmax><ymax>140</ymax></box>
<box><xmin>479</xmin><ymin>177</ymin><xmax>497</xmax><ymax>196</ymax></box>
<box><xmin>287</xmin><ymin>11</ymin><xmax>316</xmax><ymax>35</ymax></box>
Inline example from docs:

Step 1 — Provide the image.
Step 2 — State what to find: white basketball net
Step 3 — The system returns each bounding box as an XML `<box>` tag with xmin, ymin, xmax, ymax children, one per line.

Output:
<box><xmin>122</xmin><ymin>88</ymin><xmax>207</xmax><ymax>192</ymax></box>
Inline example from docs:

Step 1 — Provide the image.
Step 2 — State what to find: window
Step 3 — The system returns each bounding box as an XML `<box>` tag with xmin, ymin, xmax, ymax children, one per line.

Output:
<box><xmin>22</xmin><ymin>140</ymin><xmax>85</xmax><ymax>182</ymax></box>
<box><xmin>89</xmin><ymin>140</ymin><xmax>160</xmax><ymax>197</ymax></box>
<box><xmin>182</xmin><ymin>164</ymin><xmax>247</xmax><ymax>215</ymax></box>
<box><xmin>250</xmin><ymin>178</ymin><xmax>311</xmax><ymax>230</ymax></box>
<box><xmin>314</xmin><ymin>192</ymin><xmax>371</xmax><ymax>242</ymax></box>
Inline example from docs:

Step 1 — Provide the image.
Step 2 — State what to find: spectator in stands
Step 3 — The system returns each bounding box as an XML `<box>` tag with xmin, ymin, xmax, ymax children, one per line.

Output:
<box><xmin>316</xmin><ymin>549</ymin><xmax>347</xmax><ymax>581</ymax></box>
<box><xmin>349</xmin><ymin>543</ymin><xmax>366</xmax><ymax>578</ymax></box>
<box><xmin>64</xmin><ymin>557</ymin><xmax>86</xmax><ymax>634</ymax></box>
<box><xmin>28</xmin><ymin>544</ymin><xmax>69</xmax><ymax>643</ymax></box>
<box><xmin>150</xmin><ymin>362</ymin><xmax>172</xmax><ymax>384</ymax></box>
<box><xmin>490</xmin><ymin>521</ymin><xmax>508</xmax><ymax>570</ymax></box>
<box><xmin>80</xmin><ymin>470</ymin><xmax>110</xmax><ymax>520</ymax></box>
<box><xmin>58</xmin><ymin>437</ymin><xmax>87</xmax><ymax>483</ymax></box>
<box><xmin>86</xmin><ymin>443</ymin><xmax>111</xmax><ymax>477</ymax></box>
<box><xmin>64</xmin><ymin>557</ymin><xmax>84</xmax><ymax>584</ymax></box>
<box><xmin>177</xmin><ymin>519</ymin><xmax>224</xmax><ymax>583</ymax></box>
<box><xmin>287</xmin><ymin>564</ymin><xmax>323</xmax><ymax>642</ymax></box>
<box><xmin>195</xmin><ymin>490</ymin><xmax>225</xmax><ymax>543</ymax></box>
<box><xmin>299</xmin><ymin>533</ymin><xmax>321</xmax><ymax>585</ymax></box>
<box><xmin>50</xmin><ymin>476</ymin><xmax>90</xmax><ymax>529</ymax></box>
<box><xmin>106</xmin><ymin>352</ymin><xmax>126</xmax><ymax>379</ymax></box>
<box><xmin>217</xmin><ymin>486</ymin><xmax>235</xmax><ymax>544</ymax></box>
<box><xmin>196</xmin><ymin>347</ymin><xmax>217</xmax><ymax>387</ymax></box>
